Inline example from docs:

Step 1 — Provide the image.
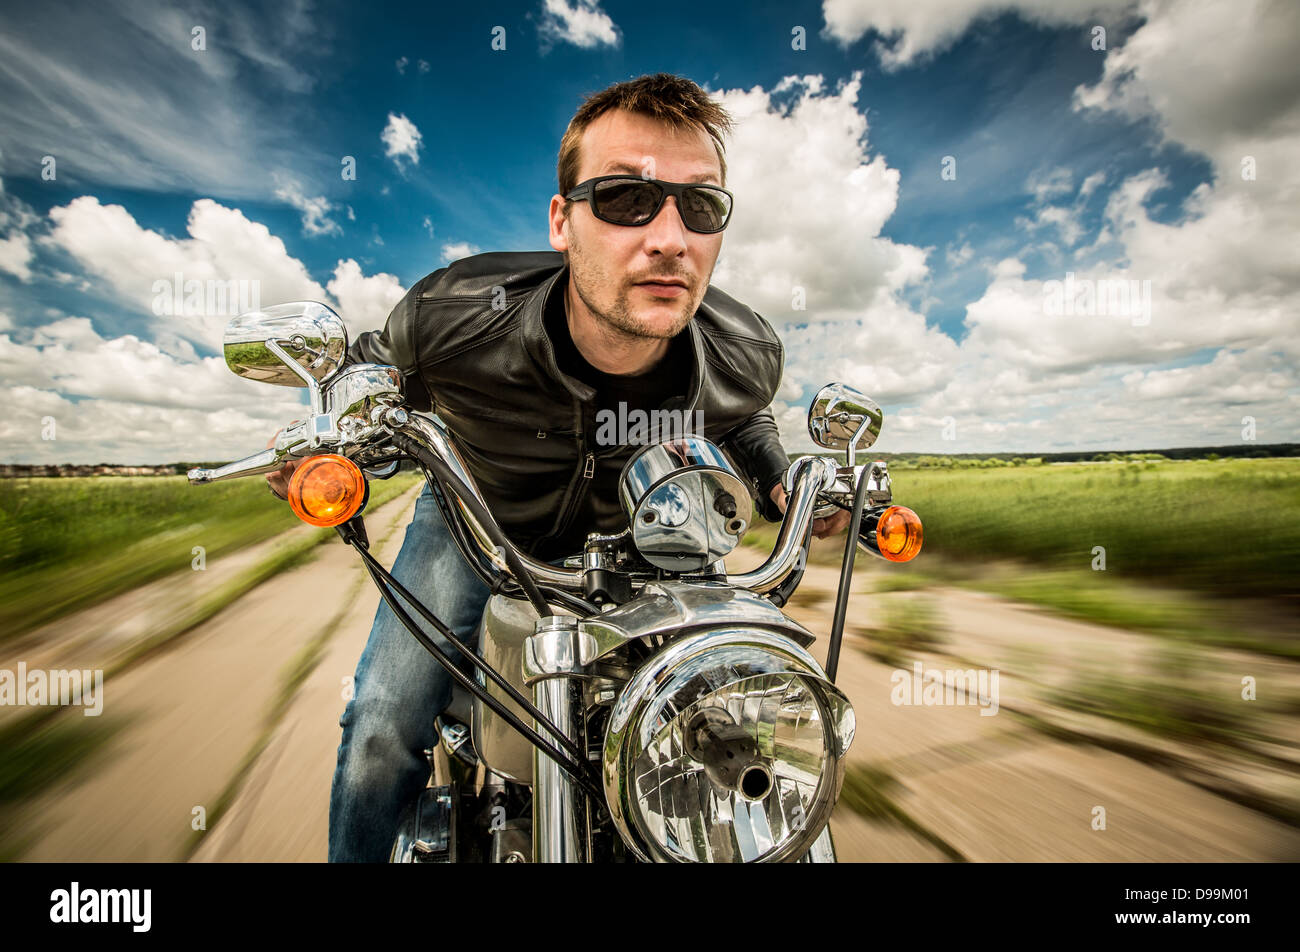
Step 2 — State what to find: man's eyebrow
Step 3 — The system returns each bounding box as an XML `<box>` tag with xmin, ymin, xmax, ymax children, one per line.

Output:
<box><xmin>599</xmin><ymin>161</ymin><xmax>721</xmax><ymax>184</ymax></box>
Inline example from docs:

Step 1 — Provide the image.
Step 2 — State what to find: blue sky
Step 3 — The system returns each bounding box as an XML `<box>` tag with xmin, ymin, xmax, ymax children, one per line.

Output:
<box><xmin>0</xmin><ymin>0</ymin><xmax>1296</xmax><ymax>462</ymax></box>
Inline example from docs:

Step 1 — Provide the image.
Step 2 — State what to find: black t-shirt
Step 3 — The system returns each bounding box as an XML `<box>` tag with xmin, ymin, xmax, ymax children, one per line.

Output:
<box><xmin>533</xmin><ymin>287</ymin><xmax>697</xmax><ymax>558</ymax></box>
<box><xmin>543</xmin><ymin>287</ymin><xmax>694</xmax><ymax>431</ymax></box>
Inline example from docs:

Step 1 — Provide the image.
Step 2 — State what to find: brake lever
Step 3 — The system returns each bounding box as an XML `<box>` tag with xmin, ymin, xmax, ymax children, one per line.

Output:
<box><xmin>187</xmin><ymin>416</ymin><xmax>326</xmax><ymax>485</ymax></box>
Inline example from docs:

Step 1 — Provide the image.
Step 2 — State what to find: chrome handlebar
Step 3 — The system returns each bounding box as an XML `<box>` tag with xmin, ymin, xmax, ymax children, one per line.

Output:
<box><xmin>187</xmin><ymin>413</ymin><xmax>343</xmax><ymax>484</ymax></box>
<box><xmin>392</xmin><ymin>415</ymin><xmax>842</xmax><ymax>596</ymax></box>
<box><xmin>187</xmin><ymin>447</ymin><xmax>284</xmax><ymax>484</ymax></box>
<box><xmin>189</xmin><ymin>408</ymin><xmax>848</xmax><ymax>597</ymax></box>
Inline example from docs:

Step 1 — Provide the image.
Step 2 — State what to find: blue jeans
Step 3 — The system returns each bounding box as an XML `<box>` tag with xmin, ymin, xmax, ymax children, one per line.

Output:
<box><xmin>328</xmin><ymin>482</ymin><xmax>492</xmax><ymax>862</ymax></box>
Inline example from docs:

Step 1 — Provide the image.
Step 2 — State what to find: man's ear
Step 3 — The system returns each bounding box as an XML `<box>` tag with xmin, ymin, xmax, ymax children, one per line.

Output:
<box><xmin>548</xmin><ymin>195</ymin><xmax>570</xmax><ymax>254</ymax></box>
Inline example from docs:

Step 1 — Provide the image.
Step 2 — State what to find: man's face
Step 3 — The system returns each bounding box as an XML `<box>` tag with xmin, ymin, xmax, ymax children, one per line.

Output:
<box><xmin>548</xmin><ymin>109</ymin><xmax>725</xmax><ymax>340</ymax></box>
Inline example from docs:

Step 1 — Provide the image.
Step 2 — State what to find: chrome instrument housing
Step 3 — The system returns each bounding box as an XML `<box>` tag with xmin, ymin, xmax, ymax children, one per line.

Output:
<box><xmin>325</xmin><ymin>363</ymin><xmax>405</xmax><ymax>442</ymax></box>
<box><xmin>618</xmin><ymin>436</ymin><xmax>752</xmax><ymax>571</ymax></box>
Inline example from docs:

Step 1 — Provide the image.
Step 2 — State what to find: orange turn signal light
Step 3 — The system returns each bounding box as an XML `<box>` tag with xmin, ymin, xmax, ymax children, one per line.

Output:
<box><xmin>861</xmin><ymin>505</ymin><xmax>923</xmax><ymax>562</ymax></box>
<box><xmin>288</xmin><ymin>454</ymin><xmax>368</xmax><ymax>527</ymax></box>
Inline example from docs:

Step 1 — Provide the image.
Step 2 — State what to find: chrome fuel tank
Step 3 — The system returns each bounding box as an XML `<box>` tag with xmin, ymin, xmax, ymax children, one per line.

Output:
<box><xmin>471</xmin><ymin>581</ymin><xmax>818</xmax><ymax>787</ymax></box>
<box><xmin>470</xmin><ymin>592</ymin><xmax>556</xmax><ymax>784</ymax></box>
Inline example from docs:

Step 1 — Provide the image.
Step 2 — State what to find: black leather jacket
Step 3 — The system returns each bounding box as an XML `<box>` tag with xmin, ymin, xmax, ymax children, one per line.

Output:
<box><xmin>346</xmin><ymin>250</ymin><xmax>790</xmax><ymax>560</ymax></box>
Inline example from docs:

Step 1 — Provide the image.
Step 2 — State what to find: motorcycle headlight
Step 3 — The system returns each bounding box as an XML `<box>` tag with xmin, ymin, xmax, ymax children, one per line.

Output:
<box><xmin>603</xmin><ymin>628</ymin><xmax>855</xmax><ymax>863</ymax></box>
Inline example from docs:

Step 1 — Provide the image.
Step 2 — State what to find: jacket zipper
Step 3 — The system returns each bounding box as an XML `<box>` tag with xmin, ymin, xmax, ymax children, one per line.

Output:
<box><xmin>544</xmin><ymin>449</ymin><xmax>594</xmax><ymax>548</ymax></box>
<box><xmin>533</xmin><ymin>319</ymin><xmax>699</xmax><ymax>554</ymax></box>
<box><xmin>533</xmin><ymin>399</ymin><xmax>596</xmax><ymax>553</ymax></box>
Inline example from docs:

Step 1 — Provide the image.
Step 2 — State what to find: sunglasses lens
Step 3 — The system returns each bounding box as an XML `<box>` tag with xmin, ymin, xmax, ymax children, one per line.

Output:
<box><xmin>593</xmin><ymin>179</ymin><xmax>662</xmax><ymax>224</ymax></box>
<box><xmin>681</xmin><ymin>187</ymin><xmax>731</xmax><ymax>232</ymax></box>
<box><xmin>585</xmin><ymin>178</ymin><xmax>732</xmax><ymax>233</ymax></box>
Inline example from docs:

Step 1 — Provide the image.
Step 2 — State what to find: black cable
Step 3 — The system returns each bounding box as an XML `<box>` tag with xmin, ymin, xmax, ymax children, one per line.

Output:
<box><xmin>826</xmin><ymin>471</ymin><xmax>871</xmax><ymax>683</ymax></box>
<box><xmin>419</xmin><ymin>465</ymin><xmax>600</xmax><ymax>618</ymax></box>
<box><xmin>394</xmin><ymin>434</ymin><xmax>552</xmax><ymax>617</ymax></box>
<box><xmin>357</xmin><ymin>555</ymin><xmax>605</xmax><ymax>804</ymax></box>
<box><xmin>423</xmin><ymin>468</ymin><xmax>511</xmax><ymax>593</ymax></box>
<box><xmin>538</xmin><ymin>586</ymin><xmax>602</xmax><ymax>617</ymax></box>
<box><xmin>349</xmin><ymin>537</ymin><xmax>590</xmax><ymax>767</ymax></box>
<box><xmin>766</xmin><ymin>520</ymin><xmax>815</xmax><ymax>609</ymax></box>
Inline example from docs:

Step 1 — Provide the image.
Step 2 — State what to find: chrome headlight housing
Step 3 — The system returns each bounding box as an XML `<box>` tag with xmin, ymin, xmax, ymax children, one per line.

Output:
<box><xmin>603</xmin><ymin>628</ymin><xmax>855</xmax><ymax>863</ymax></box>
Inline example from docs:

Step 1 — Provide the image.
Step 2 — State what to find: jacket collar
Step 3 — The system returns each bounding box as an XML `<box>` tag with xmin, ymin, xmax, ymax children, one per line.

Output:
<box><xmin>521</xmin><ymin>261</ymin><xmax>705</xmax><ymax>411</ymax></box>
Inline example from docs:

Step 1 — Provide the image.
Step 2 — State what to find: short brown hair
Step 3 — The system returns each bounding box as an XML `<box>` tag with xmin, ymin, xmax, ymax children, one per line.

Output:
<box><xmin>557</xmin><ymin>73</ymin><xmax>734</xmax><ymax>199</ymax></box>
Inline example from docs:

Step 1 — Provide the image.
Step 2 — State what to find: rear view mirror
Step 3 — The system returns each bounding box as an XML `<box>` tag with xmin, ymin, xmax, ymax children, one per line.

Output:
<box><xmin>223</xmin><ymin>302</ymin><xmax>349</xmax><ymax>388</ymax></box>
<box><xmin>807</xmin><ymin>383</ymin><xmax>883</xmax><ymax>461</ymax></box>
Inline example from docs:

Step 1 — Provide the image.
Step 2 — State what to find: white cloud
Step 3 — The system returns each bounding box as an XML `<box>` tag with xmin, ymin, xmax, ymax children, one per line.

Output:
<box><xmin>710</xmin><ymin>25</ymin><xmax>1298</xmax><ymax>454</ymax></box>
<box><xmin>273</xmin><ymin>176</ymin><xmax>342</xmax><ymax>237</ymax></box>
<box><xmin>537</xmin><ymin>0</ymin><xmax>621</xmax><ymax>50</ymax></box>
<box><xmin>1</xmin><ymin>316</ymin><xmax>290</xmax><ymax>411</ymax></box>
<box><xmin>1079</xmin><ymin>170</ymin><xmax>1106</xmax><ymax>198</ymax></box>
<box><xmin>1072</xmin><ymin>0</ymin><xmax>1300</xmax><ymax>194</ymax></box>
<box><xmin>703</xmin><ymin>70</ymin><xmax>959</xmax><ymax>449</ymax></box>
<box><xmin>1</xmin><ymin>192</ymin><xmax>413</xmax><ymax>462</ymax></box>
<box><xmin>1028</xmin><ymin>166</ymin><xmax>1075</xmax><ymax>204</ymax></box>
<box><xmin>1020</xmin><ymin>203</ymin><xmax>1085</xmax><ymax>248</ymax></box>
<box><xmin>441</xmin><ymin>241</ymin><xmax>481</xmax><ymax>263</ymax></box>
<box><xmin>42</xmin><ymin>196</ymin><xmax>406</xmax><ymax>350</ymax></box>
<box><xmin>0</xmin><ymin>180</ymin><xmax>39</xmax><ymax>280</ymax></box>
<box><xmin>381</xmin><ymin>112</ymin><xmax>423</xmax><ymax>167</ymax></box>
<box><xmin>946</xmin><ymin>242</ymin><xmax>975</xmax><ymax>268</ymax></box>
<box><xmin>395</xmin><ymin>56</ymin><xmax>409</xmax><ymax>75</ymax></box>
<box><xmin>0</xmin><ymin>315</ymin><xmax>311</xmax><ymax>464</ymax></box>
<box><xmin>712</xmin><ymin>73</ymin><xmax>928</xmax><ymax>321</ymax></box>
<box><xmin>325</xmin><ymin>259</ymin><xmax>406</xmax><ymax>334</ymax></box>
<box><xmin>0</xmin><ymin>231</ymin><xmax>33</xmax><ymax>280</ymax></box>
<box><xmin>46</xmin><ymin>196</ymin><xmax>328</xmax><ymax>346</ymax></box>
<box><xmin>785</xmin><ymin>1</ymin><xmax>1299</xmax><ymax>452</ymax></box>
<box><xmin>820</xmin><ymin>0</ymin><xmax>1134</xmax><ymax>68</ymax></box>
<box><xmin>0</xmin><ymin>2</ymin><xmax>328</xmax><ymax>197</ymax></box>
<box><xmin>0</xmin><ymin>383</ymin><xmax>312</xmax><ymax>465</ymax></box>
<box><xmin>1070</xmin><ymin>0</ymin><xmax>1300</xmax><ymax>300</ymax></box>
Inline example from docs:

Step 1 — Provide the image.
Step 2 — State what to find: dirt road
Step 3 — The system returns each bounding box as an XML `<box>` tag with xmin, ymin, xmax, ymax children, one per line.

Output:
<box><xmin>7</xmin><ymin>495</ymin><xmax>1298</xmax><ymax>862</ymax></box>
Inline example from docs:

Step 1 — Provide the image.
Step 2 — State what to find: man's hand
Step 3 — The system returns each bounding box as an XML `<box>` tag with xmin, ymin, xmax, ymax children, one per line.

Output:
<box><xmin>265</xmin><ymin>424</ymin><xmax>303</xmax><ymax>500</ymax></box>
<box><xmin>768</xmin><ymin>483</ymin><xmax>852</xmax><ymax>539</ymax></box>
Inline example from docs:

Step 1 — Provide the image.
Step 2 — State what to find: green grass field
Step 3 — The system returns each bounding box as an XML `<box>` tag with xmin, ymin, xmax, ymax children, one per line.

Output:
<box><xmin>749</xmin><ymin>457</ymin><xmax>1299</xmax><ymax>602</ymax></box>
<box><xmin>5</xmin><ymin>457</ymin><xmax>1295</xmax><ymax>644</ymax></box>
<box><xmin>0</xmin><ymin>470</ymin><xmax>422</xmax><ymax>642</ymax></box>
<box><xmin>888</xmin><ymin>458</ymin><xmax>1299</xmax><ymax>600</ymax></box>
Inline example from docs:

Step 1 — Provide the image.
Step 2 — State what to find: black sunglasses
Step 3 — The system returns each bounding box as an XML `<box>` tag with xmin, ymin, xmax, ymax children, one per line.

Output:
<box><xmin>565</xmin><ymin>175</ymin><xmax>734</xmax><ymax>234</ymax></box>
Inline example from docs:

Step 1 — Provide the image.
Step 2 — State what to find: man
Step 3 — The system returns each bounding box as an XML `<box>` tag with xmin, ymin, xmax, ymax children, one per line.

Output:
<box><xmin>270</xmin><ymin>72</ymin><xmax>849</xmax><ymax>862</ymax></box>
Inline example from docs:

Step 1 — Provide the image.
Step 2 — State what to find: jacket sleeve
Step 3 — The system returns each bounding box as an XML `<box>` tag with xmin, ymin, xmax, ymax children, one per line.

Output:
<box><xmin>343</xmin><ymin>280</ymin><xmax>434</xmax><ymax>413</ymax></box>
<box><xmin>725</xmin><ymin>405</ymin><xmax>791</xmax><ymax>523</ymax></box>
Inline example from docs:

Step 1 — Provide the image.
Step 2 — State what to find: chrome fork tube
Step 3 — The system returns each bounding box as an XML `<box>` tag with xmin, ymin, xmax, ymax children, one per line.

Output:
<box><xmin>797</xmin><ymin>825</ymin><xmax>837</xmax><ymax>863</ymax></box>
<box><xmin>531</xmin><ymin>677</ymin><xmax>586</xmax><ymax>862</ymax></box>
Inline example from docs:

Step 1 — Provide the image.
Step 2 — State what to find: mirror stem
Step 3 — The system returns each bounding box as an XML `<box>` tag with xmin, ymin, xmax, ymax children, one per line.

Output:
<box><xmin>267</xmin><ymin>338</ymin><xmax>326</xmax><ymax>415</ymax></box>
<box><xmin>846</xmin><ymin>415</ymin><xmax>872</xmax><ymax>468</ymax></box>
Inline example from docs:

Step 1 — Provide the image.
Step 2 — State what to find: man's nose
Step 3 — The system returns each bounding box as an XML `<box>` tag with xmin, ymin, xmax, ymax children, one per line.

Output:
<box><xmin>641</xmin><ymin>195</ymin><xmax>689</xmax><ymax>257</ymax></box>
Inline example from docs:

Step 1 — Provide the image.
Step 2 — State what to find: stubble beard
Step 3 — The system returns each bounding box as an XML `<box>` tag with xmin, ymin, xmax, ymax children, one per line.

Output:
<box><xmin>567</xmin><ymin>228</ymin><xmax>699</xmax><ymax>343</ymax></box>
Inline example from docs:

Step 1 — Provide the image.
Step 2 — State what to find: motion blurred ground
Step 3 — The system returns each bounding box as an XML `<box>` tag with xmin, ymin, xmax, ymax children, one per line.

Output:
<box><xmin>2</xmin><ymin>462</ymin><xmax>1297</xmax><ymax>861</ymax></box>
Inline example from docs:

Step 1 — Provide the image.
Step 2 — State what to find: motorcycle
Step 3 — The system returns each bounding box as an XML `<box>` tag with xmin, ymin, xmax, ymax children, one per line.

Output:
<box><xmin>189</xmin><ymin>301</ymin><xmax>924</xmax><ymax>863</ymax></box>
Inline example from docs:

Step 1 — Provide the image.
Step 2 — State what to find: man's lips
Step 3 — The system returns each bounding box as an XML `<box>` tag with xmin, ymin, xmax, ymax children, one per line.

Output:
<box><xmin>634</xmin><ymin>278</ymin><xmax>688</xmax><ymax>296</ymax></box>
